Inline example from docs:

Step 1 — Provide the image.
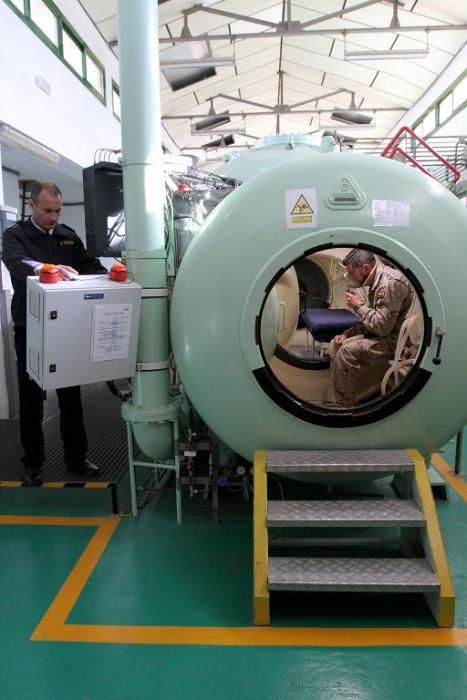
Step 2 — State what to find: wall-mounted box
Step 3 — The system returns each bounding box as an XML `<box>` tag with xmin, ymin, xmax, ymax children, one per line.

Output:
<box><xmin>27</xmin><ymin>275</ymin><xmax>141</xmax><ymax>390</ymax></box>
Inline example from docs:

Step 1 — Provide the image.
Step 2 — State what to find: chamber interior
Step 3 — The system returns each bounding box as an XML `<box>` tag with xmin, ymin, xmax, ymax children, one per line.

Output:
<box><xmin>260</xmin><ymin>247</ymin><xmax>425</xmax><ymax>414</ymax></box>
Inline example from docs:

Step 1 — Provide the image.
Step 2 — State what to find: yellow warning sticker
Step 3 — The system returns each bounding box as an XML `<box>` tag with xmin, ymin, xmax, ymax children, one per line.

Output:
<box><xmin>285</xmin><ymin>188</ymin><xmax>318</xmax><ymax>229</ymax></box>
<box><xmin>291</xmin><ymin>195</ymin><xmax>313</xmax><ymax>217</ymax></box>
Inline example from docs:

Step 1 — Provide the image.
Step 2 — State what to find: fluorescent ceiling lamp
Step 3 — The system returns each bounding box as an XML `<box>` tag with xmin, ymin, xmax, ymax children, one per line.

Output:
<box><xmin>344</xmin><ymin>48</ymin><xmax>429</xmax><ymax>61</ymax></box>
<box><xmin>331</xmin><ymin>111</ymin><xmax>373</xmax><ymax>125</ymax></box>
<box><xmin>160</xmin><ymin>57</ymin><xmax>235</xmax><ymax>68</ymax></box>
<box><xmin>193</xmin><ymin>110</ymin><xmax>231</xmax><ymax>131</ymax></box>
<box><xmin>201</xmin><ymin>135</ymin><xmax>235</xmax><ymax>150</ymax></box>
<box><xmin>0</xmin><ymin>123</ymin><xmax>60</xmax><ymax>163</ymax></box>
<box><xmin>191</xmin><ymin>128</ymin><xmax>245</xmax><ymax>136</ymax></box>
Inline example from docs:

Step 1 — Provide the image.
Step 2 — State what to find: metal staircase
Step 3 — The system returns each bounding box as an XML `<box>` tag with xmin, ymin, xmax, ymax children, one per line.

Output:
<box><xmin>253</xmin><ymin>449</ymin><xmax>455</xmax><ymax>627</ymax></box>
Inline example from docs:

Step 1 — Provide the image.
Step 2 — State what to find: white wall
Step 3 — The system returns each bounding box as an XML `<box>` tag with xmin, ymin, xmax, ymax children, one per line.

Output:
<box><xmin>0</xmin><ymin>0</ymin><xmax>121</xmax><ymax>168</ymax></box>
<box><xmin>391</xmin><ymin>42</ymin><xmax>467</xmax><ymax>137</ymax></box>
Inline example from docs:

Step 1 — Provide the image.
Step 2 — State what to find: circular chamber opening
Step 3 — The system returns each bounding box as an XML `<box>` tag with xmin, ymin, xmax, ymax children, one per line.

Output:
<box><xmin>257</xmin><ymin>245</ymin><xmax>431</xmax><ymax>427</ymax></box>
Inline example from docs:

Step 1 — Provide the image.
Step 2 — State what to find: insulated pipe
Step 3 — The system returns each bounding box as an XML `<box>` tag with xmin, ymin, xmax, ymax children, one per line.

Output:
<box><xmin>118</xmin><ymin>0</ymin><xmax>174</xmax><ymax>459</ymax></box>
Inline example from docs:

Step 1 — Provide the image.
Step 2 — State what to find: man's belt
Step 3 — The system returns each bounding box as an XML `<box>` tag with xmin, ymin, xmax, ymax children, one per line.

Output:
<box><xmin>363</xmin><ymin>330</ymin><xmax>378</xmax><ymax>339</ymax></box>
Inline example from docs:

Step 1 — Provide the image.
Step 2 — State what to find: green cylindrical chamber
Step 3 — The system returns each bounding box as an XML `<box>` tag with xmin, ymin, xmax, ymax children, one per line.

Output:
<box><xmin>171</xmin><ymin>151</ymin><xmax>467</xmax><ymax>462</ymax></box>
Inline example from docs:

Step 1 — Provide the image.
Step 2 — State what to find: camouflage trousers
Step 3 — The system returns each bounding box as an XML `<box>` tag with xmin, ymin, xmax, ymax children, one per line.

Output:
<box><xmin>327</xmin><ymin>337</ymin><xmax>394</xmax><ymax>407</ymax></box>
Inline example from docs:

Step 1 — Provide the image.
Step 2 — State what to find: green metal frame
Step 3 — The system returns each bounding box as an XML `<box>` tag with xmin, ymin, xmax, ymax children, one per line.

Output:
<box><xmin>126</xmin><ymin>416</ymin><xmax>182</xmax><ymax>523</ymax></box>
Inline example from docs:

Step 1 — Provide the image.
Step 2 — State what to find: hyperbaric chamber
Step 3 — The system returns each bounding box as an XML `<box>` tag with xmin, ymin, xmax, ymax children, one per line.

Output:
<box><xmin>171</xmin><ymin>151</ymin><xmax>467</xmax><ymax>462</ymax></box>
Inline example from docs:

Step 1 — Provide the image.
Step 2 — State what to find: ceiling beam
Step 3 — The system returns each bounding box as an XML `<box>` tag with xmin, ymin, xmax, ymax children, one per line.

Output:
<box><xmin>159</xmin><ymin>23</ymin><xmax>467</xmax><ymax>43</ymax></box>
<box><xmin>162</xmin><ymin>107</ymin><xmax>407</xmax><ymax>119</ymax></box>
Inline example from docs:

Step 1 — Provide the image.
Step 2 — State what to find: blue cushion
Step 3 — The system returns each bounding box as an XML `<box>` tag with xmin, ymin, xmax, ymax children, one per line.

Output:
<box><xmin>300</xmin><ymin>308</ymin><xmax>358</xmax><ymax>342</ymax></box>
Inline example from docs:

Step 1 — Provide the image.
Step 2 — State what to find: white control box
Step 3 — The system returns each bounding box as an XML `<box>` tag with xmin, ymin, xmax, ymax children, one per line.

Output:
<box><xmin>26</xmin><ymin>275</ymin><xmax>142</xmax><ymax>389</ymax></box>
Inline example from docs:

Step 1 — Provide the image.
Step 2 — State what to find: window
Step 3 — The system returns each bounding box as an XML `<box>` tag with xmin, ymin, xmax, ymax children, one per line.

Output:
<box><xmin>413</xmin><ymin>70</ymin><xmax>467</xmax><ymax>137</ymax></box>
<box><xmin>422</xmin><ymin>109</ymin><xmax>435</xmax><ymax>137</ymax></box>
<box><xmin>453</xmin><ymin>75</ymin><xmax>467</xmax><ymax>110</ymax></box>
<box><xmin>63</xmin><ymin>28</ymin><xmax>83</xmax><ymax>77</ymax></box>
<box><xmin>30</xmin><ymin>0</ymin><xmax>58</xmax><ymax>46</ymax></box>
<box><xmin>438</xmin><ymin>93</ymin><xmax>453</xmax><ymax>125</ymax></box>
<box><xmin>112</xmin><ymin>83</ymin><xmax>121</xmax><ymax>120</ymax></box>
<box><xmin>3</xmin><ymin>0</ymin><xmax>107</xmax><ymax>106</ymax></box>
<box><xmin>85</xmin><ymin>52</ymin><xmax>105</xmax><ymax>97</ymax></box>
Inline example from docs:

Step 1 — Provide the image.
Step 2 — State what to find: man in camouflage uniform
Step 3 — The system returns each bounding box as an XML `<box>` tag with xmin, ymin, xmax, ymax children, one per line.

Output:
<box><xmin>326</xmin><ymin>249</ymin><xmax>413</xmax><ymax>408</ymax></box>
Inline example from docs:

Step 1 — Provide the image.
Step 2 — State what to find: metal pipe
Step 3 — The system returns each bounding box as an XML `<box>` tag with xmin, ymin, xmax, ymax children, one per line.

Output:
<box><xmin>163</xmin><ymin>107</ymin><xmax>408</xmax><ymax>119</ymax></box>
<box><xmin>118</xmin><ymin>0</ymin><xmax>174</xmax><ymax>461</ymax></box>
<box><xmin>159</xmin><ymin>23</ymin><xmax>467</xmax><ymax>43</ymax></box>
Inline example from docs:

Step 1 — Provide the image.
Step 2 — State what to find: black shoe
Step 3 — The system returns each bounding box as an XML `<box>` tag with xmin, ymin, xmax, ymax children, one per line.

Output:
<box><xmin>23</xmin><ymin>466</ymin><xmax>43</xmax><ymax>487</ymax></box>
<box><xmin>67</xmin><ymin>459</ymin><xmax>100</xmax><ymax>476</ymax></box>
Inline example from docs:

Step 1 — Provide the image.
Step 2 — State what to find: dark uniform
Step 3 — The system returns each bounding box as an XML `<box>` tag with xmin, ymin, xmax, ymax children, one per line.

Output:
<box><xmin>327</xmin><ymin>263</ymin><xmax>414</xmax><ymax>407</ymax></box>
<box><xmin>1</xmin><ymin>218</ymin><xmax>106</xmax><ymax>472</ymax></box>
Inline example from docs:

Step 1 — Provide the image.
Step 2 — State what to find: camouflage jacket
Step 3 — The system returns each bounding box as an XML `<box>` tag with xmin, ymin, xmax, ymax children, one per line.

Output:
<box><xmin>344</xmin><ymin>263</ymin><xmax>413</xmax><ymax>342</ymax></box>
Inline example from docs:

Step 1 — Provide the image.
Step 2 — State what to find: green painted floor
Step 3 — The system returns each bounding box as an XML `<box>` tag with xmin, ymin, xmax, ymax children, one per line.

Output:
<box><xmin>0</xmin><ymin>448</ymin><xmax>465</xmax><ymax>700</ymax></box>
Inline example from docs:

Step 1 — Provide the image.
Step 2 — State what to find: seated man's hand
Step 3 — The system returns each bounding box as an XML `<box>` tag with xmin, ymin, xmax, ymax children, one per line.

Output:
<box><xmin>333</xmin><ymin>334</ymin><xmax>347</xmax><ymax>350</ymax></box>
<box><xmin>56</xmin><ymin>264</ymin><xmax>79</xmax><ymax>280</ymax></box>
<box><xmin>346</xmin><ymin>291</ymin><xmax>363</xmax><ymax>310</ymax></box>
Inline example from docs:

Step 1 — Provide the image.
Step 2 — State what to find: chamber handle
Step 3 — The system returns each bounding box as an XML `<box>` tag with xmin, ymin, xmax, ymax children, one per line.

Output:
<box><xmin>432</xmin><ymin>327</ymin><xmax>445</xmax><ymax>366</ymax></box>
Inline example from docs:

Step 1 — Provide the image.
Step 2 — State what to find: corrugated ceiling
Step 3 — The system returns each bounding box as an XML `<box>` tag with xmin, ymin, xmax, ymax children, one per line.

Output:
<box><xmin>79</xmin><ymin>1</ymin><xmax>467</xmax><ymax>155</ymax></box>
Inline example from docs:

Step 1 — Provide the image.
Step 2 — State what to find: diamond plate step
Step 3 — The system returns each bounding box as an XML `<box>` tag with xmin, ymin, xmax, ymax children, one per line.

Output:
<box><xmin>268</xmin><ymin>557</ymin><xmax>439</xmax><ymax>592</ymax></box>
<box><xmin>267</xmin><ymin>449</ymin><xmax>414</xmax><ymax>473</ymax></box>
<box><xmin>267</xmin><ymin>499</ymin><xmax>425</xmax><ymax>527</ymax></box>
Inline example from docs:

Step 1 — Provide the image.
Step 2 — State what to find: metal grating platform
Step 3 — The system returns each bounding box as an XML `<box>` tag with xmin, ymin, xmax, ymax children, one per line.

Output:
<box><xmin>0</xmin><ymin>383</ymin><xmax>128</xmax><ymax>484</ymax></box>
<box><xmin>268</xmin><ymin>557</ymin><xmax>440</xmax><ymax>592</ymax></box>
<box><xmin>267</xmin><ymin>450</ymin><xmax>415</xmax><ymax>473</ymax></box>
<box><xmin>267</xmin><ymin>499</ymin><xmax>425</xmax><ymax>527</ymax></box>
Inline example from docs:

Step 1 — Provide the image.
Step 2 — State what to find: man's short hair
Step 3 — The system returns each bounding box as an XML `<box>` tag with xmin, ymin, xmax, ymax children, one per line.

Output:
<box><xmin>30</xmin><ymin>181</ymin><xmax>62</xmax><ymax>204</ymax></box>
<box><xmin>343</xmin><ymin>249</ymin><xmax>376</xmax><ymax>268</ymax></box>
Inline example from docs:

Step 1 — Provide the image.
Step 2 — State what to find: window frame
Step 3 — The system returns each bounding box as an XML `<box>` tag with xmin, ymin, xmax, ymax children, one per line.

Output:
<box><xmin>412</xmin><ymin>69</ymin><xmax>467</xmax><ymax>139</ymax></box>
<box><xmin>3</xmin><ymin>0</ymin><xmax>107</xmax><ymax>106</ymax></box>
<box><xmin>112</xmin><ymin>80</ymin><xmax>121</xmax><ymax>121</ymax></box>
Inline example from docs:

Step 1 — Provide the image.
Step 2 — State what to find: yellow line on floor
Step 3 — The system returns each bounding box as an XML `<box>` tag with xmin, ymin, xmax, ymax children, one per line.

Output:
<box><xmin>431</xmin><ymin>454</ymin><xmax>467</xmax><ymax>502</ymax></box>
<box><xmin>1</xmin><ymin>515</ymin><xmax>465</xmax><ymax>648</ymax></box>
<box><xmin>32</xmin><ymin>623</ymin><xmax>467</xmax><ymax>647</ymax></box>
<box><xmin>0</xmin><ymin>515</ymin><xmax>110</xmax><ymax>527</ymax></box>
<box><xmin>31</xmin><ymin>516</ymin><xmax>120</xmax><ymax>633</ymax></box>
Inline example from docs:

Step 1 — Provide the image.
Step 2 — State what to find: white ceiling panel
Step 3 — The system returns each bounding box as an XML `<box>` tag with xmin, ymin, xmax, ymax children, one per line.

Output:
<box><xmin>77</xmin><ymin>0</ymin><xmax>467</xmax><ymax>153</ymax></box>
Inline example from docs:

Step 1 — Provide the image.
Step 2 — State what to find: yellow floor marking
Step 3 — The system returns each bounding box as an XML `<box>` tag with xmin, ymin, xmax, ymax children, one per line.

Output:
<box><xmin>0</xmin><ymin>515</ymin><xmax>109</xmax><ymax>527</ymax></box>
<box><xmin>431</xmin><ymin>454</ymin><xmax>467</xmax><ymax>502</ymax></box>
<box><xmin>0</xmin><ymin>515</ymin><xmax>465</xmax><ymax>647</ymax></box>
<box><xmin>33</xmin><ymin>623</ymin><xmax>467</xmax><ymax>647</ymax></box>
<box><xmin>409</xmin><ymin>450</ymin><xmax>455</xmax><ymax>627</ymax></box>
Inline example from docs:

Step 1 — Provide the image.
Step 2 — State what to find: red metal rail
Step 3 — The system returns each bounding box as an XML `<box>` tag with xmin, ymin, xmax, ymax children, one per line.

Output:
<box><xmin>381</xmin><ymin>126</ymin><xmax>461</xmax><ymax>183</ymax></box>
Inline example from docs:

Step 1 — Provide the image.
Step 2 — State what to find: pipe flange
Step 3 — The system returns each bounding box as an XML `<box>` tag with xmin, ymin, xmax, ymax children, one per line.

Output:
<box><xmin>122</xmin><ymin>398</ymin><xmax>180</xmax><ymax>424</ymax></box>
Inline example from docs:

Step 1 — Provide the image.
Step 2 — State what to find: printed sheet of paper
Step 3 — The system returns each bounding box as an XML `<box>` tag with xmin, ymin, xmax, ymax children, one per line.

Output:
<box><xmin>91</xmin><ymin>303</ymin><xmax>132</xmax><ymax>362</ymax></box>
<box><xmin>372</xmin><ymin>199</ymin><xmax>410</xmax><ymax>227</ymax></box>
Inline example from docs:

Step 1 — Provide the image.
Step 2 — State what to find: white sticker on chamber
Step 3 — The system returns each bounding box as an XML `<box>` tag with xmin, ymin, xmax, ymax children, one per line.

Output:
<box><xmin>285</xmin><ymin>188</ymin><xmax>318</xmax><ymax>229</ymax></box>
<box><xmin>372</xmin><ymin>199</ymin><xmax>410</xmax><ymax>227</ymax></box>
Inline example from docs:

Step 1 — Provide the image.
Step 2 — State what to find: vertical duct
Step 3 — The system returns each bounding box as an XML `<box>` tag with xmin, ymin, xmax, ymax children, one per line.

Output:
<box><xmin>118</xmin><ymin>0</ymin><xmax>174</xmax><ymax>459</ymax></box>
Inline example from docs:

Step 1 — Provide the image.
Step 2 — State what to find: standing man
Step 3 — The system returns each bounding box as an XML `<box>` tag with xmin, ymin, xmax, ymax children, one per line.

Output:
<box><xmin>2</xmin><ymin>181</ymin><xmax>107</xmax><ymax>485</ymax></box>
<box><xmin>327</xmin><ymin>249</ymin><xmax>413</xmax><ymax>408</ymax></box>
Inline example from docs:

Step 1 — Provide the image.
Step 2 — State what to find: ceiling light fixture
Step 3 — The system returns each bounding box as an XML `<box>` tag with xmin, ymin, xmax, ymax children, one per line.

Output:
<box><xmin>0</xmin><ymin>123</ymin><xmax>60</xmax><ymax>163</ymax></box>
<box><xmin>160</xmin><ymin>57</ymin><xmax>235</xmax><ymax>69</ymax></box>
<box><xmin>193</xmin><ymin>108</ymin><xmax>231</xmax><ymax>132</ymax></box>
<box><xmin>191</xmin><ymin>128</ymin><xmax>245</xmax><ymax>136</ymax></box>
<box><xmin>344</xmin><ymin>48</ymin><xmax>429</xmax><ymax>61</ymax></box>
<box><xmin>201</xmin><ymin>135</ymin><xmax>235</xmax><ymax>150</ymax></box>
<box><xmin>331</xmin><ymin>93</ymin><xmax>373</xmax><ymax>125</ymax></box>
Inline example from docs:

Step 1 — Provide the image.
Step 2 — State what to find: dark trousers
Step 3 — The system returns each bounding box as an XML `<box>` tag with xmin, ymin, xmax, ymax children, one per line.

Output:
<box><xmin>14</xmin><ymin>327</ymin><xmax>87</xmax><ymax>468</ymax></box>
